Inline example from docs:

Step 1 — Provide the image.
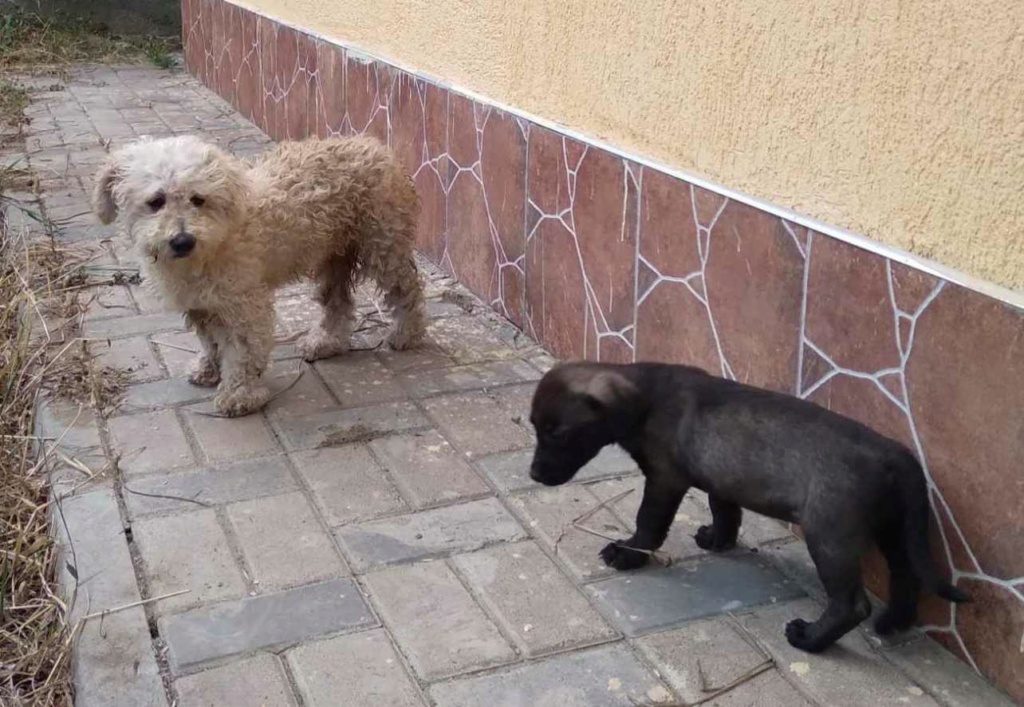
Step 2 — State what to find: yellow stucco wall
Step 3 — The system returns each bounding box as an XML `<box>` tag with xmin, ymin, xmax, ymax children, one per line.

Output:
<box><xmin>247</xmin><ymin>0</ymin><xmax>1024</xmax><ymax>291</ymax></box>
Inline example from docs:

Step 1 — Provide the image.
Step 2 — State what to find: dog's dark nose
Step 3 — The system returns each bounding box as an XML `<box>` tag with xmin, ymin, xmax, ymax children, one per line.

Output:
<box><xmin>169</xmin><ymin>232</ymin><xmax>196</xmax><ymax>257</ymax></box>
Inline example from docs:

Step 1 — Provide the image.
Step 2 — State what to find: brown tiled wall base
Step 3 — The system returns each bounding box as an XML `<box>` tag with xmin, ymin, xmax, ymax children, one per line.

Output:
<box><xmin>183</xmin><ymin>0</ymin><xmax>1024</xmax><ymax>698</ymax></box>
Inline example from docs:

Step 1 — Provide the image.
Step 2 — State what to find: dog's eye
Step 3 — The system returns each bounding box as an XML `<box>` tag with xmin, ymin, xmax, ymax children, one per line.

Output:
<box><xmin>190</xmin><ymin>195</ymin><xmax>206</xmax><ymax>208</ymax></box>
<box><xmin>544</xmin><ymin>425</ymin><xmax>567</xmax><ymax>440</ymax></box>
<box><xmin>146</xmin><ymin>194</ymin><xmax>166</xmax><ymax>211</ymax></box>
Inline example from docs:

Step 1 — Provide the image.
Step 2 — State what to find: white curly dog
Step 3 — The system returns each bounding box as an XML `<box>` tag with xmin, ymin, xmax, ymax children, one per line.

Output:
<box><xmin>93</xmin><ymin>134</ymin><xmax>426</xmax><ymax>417</ymax></box>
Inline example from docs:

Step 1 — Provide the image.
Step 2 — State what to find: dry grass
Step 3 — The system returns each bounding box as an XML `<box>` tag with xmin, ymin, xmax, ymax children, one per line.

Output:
<box><xmin>0</xmin><ymin>179</ymin><xmax>127</xmax><ymax>704</ymax></box>
<box><xmin>0</xmin><ymin>10</ymin><xmax>179</xmax><ymax>72</ymax></box>
<box><xmin>0</xmin><ymin>80</ymin><xmax>28</xmax><ymax>129</ymax></box>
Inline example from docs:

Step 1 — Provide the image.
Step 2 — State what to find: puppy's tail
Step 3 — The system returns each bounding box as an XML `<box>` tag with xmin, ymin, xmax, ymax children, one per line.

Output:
<box><xmin>895</xmin><ymin>453</ymin><xmax>970</xmax><ymax>604</ymax></box>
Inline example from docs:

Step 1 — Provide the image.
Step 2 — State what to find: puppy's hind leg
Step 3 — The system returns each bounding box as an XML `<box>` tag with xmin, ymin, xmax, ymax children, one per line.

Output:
<box><xmin>378</xmin><ymin>253</ymin><xmax>425</xmax><ymax>351</ymax></box>
<box><xmin>785</xmin><ymin>526</ymin><xmax>872</xmax><ymax>653</ymax></box>
<box><xmin>873</xmin><ymin>524</ymin><xmax>922</xmax><ymax>635</ymax></box>
<box><xmin>601</xmin><ymin>474</ymin><xmax>687</xmax><ymax>571</ymax></box>
<box><xmin>695</xmin><ymin>494</ymin><xmax>742</xmax><ymax>551</ymax></box>
<box><xmin>299</xmin><ymin>252</ymin><xmax>357</xmax><ymax>362</ymax></box>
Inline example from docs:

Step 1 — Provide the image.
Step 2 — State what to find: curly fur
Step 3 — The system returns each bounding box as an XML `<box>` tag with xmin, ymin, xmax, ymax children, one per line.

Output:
<box><xmin>93</xmin><ymin>134</ymin><xmax>426</xmax><ymax>417</ymax></box>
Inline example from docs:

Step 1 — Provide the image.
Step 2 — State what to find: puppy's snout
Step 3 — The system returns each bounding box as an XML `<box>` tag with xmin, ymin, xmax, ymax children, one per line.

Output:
<box><xmin>169</xmin><ymin>231</ymin><xmax>196</xmax><ymax>257</ymax></box>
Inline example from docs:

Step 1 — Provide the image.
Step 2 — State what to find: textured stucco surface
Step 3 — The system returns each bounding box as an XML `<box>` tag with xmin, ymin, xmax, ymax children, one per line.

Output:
<box><xmin>245</xmin><ymin>0</ymin><xmax>1024</xmax><ymax>291</ymax></box>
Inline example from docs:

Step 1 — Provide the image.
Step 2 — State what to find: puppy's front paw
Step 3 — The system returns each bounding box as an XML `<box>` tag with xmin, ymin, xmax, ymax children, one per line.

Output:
<box><xmin>599</xmin><ymin>542</ymin><xmax>650</xmax><ymax>571</ymax></box>
<box><xmin>694</xmin><ymin>525</ymin><xmax>737</xmax><ymax>552</ymax></box>
<box><xmin>214</xmin><ymin>385</ymin><xmax>270</xmax><ymax>417</ymax></box>
<box><xmin>188</xmin><ymin>356</ymin><xmax>221</xmax><ymax>387</ymax></box>
<box><xmin>785</xmin><ymin>618</ymin><xmax>827</xmax><ymax>653</ymax></box>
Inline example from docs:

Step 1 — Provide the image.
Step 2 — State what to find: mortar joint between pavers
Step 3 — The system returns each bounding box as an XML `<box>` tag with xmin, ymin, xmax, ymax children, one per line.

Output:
<box><xmin>174</xmin><ymin>405</ymin><xmax>213</xmax><ymax>467</ymax></box>
<box><xmin>213</xmin><ymin>505</ymin><xmax>263</xmax><ymax>598</ymax></box>
<box><xmin>349</xmin><ymin>573</ymin><xmax>435</xmax><ymax>693</ymax></box>
<box><xmin>272</xmin><ymin>443</ymin><xmax>359</xmax><ymax>579</ymax></box>
<box><xmin>105</xmin><ymin>449</ymin><xmax>180</xmax><ymax>705</ymax></box>
<box><xmin>270</xmin><ymin>647</ymin><xmax>307</xmax><ymax>707</ymax></box>
<box><xmin>443</xmin><ymin>554</ymin><xmax>526</xmax><ymax>661</ymax></box>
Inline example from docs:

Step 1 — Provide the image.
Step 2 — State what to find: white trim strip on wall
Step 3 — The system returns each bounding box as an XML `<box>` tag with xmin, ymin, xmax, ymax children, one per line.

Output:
<box><xmin>220</xmin><ymin>0</ymin><xmax>1024</xmax><ymax>312</ymax></box>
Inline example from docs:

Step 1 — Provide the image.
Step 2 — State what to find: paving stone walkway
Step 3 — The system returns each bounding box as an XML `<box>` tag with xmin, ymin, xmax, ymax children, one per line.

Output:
<box><xmin>8</xmin><ymin>64</ymin><xmax>1013</xmax><ymax>706</ymax></box>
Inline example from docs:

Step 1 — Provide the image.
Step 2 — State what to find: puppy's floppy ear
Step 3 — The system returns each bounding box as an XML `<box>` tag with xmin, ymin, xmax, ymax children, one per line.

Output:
<box><xmin>571</xmin><ymin>369</ymin><xmax>637</xmax><ymax>411</ymax></box>
<box><xmin>92</xmin><ymin>156</ymin><xmax>122</xmax><ymax>224</ymax></box>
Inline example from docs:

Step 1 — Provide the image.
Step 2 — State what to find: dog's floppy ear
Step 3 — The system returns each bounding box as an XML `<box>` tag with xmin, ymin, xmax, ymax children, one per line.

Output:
<box><xmin>570</xmin><ymin>369</ymin><xmax>637</xmax><ymax>411</ymax></box>
<box><xmin>92</xmin><ymin>156</ymin><xmax>122</xmax><ymax>224</ymax></box>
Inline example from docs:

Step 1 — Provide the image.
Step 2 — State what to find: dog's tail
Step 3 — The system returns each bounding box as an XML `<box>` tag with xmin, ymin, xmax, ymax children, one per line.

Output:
<box><xmin>894</xmin><ymin>452</ymin><xmax>970</xmax><ymax>604</ymax></box>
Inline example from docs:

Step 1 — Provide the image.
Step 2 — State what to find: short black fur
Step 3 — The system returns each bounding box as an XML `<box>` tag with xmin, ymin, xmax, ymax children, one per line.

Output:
<box><xmin>528</xmin><ymin>361</ymin><xmax>968</xmax><ymax>653</ymax></box>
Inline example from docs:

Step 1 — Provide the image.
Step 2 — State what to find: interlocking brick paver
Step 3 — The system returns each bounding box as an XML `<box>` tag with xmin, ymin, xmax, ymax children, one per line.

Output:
<box><xmin>376</xmin><ymin>343</ymin><xmax>456</xmax><ymax>374</ymax></box>
<box><xmin>427</xmin><ymin>315</ymin><xmax>520</xmax><ymax>363</ymax></box>
<box><xmin>124</xmin><ymin>455</ymin><xmax>298</xmax><ymax>517</ymax></box>
<box><xmin>477</xmin><ymin>445</ymin><xmax>637</xmax><ymax>493</ymax></box>
<box><xmin>364</xmin><ymin>561</ymin><xmax>515</xmax><ymax>679</ymax></box>
<box><xmin>397</xmin><ymin>359</ymin><xmax>539</xmax><ymax>398</ymax></box>
<box><xmin>36</xmin><ymin>396</ymin><xmax>106</xmax><ymax>470</ymax></box>
<box><xmin>882</xmin><ymin>636</ymin><xmax>1016</xmax><ymax>707</ymax></box>
<box><xmin>287</xmin><ymin>629</ymin><xmax>424</xmax><ymax>707</ymax></box>
<box><xmin>338</xmin><ymin>497</ymin><xmax>526</xmax><ymax>572</ymax></box>
<box><xmin>133</xmin><ymin>509</ymin><xmax>246</xmax><ymax>614</ymax></box>
<box><xmin>315</xmin><ymin>352</ymin><xmax>407</xmax><ymax>408</ymax></box>
<box><xmin>636</xmin><ymin>618</ymin><xmax>812</xmax><ymax>705</ymax></box>
<box><xmin>272</xmin><ymin>401</ymin><xmax>428</xmax><ymax>451</ymax></box>
<box><xmin>108</xmin><ymin>409</ymin><xmax>195</xmax><ymax>476</ymax></box>
<box><xmin>425</xmin><ymin>299</ymin><xmax>465</xmax><ymax>318</ymax></box>
<box><xmin>422</xmin><ymin>391</ymin><xmax>533</xmax><ymax>457</ymax></box>
<box><xmin>162</xmin><ymin>578</ymin><xmax>375</xmax><ymax>672</ymax></box>
<box><xmin>507</xmin><ymin>485</ymin><xmax>628</xmax><ymax>581</ymax></box>
<box><xmin>736</xmin><ymin>599</ymin><xmax>937</xmax><ymax>706</ymax></box>
<box><xmin>368</xmin><ymin>430</ymin><xmax>490</xmax><ymax>508</ymax></box>
<box><xmin>175</xmin><ymin>654</ymin><xmax>297</xmax><ymax>707</ymax></box>
<box><xmin>183</xmin><ymin>404</ymin><xmax>279</xmax><ymax>462</ymax></box>
<box><xmin>119</xmin><ymin>377</ymin><xmax>216</xmax><ymax>412</ymax></box>
<box><xmin>56</xmin><ymin>489</ymin><xmax>141</xmax><ymax>618</ymax></box>
<box><xmin>428</xmin><ymin>643</ymin><xmax>674</xmax><ymax>706</ymax></box>
<box><xmin>263</xmin><ymin>364</ymin><xmax>336</xmax><ymax>420</ymax></box>
<box><xmin>292</xmin><ymin>445</ymin><xmax>408</xmax><ymax>526</ymax></box>
<box><xmin>83</xmin><ymin>284</ymin><xmax>136</xmax><ymax>321</ymax></box>
<box><xmin>453</xmin><ymin>541</ymin><xmax>617</xmax><ymax>656</ymax></box>
<box><xmin>586</xmin><ymin>554</ymin><xmax>804</xmax><ymax>637</ymax></box>
<box><xmin>73</xmin><ymin>607</ymin><xmax>168</xmax><ymax>707</ymax></box>
<box><xmin>486</xmin><ymin>381</ymin><xmax>536</xmax><ymax>421</ymax></box>
<box><xmin>84</xmin><ymin>311</ymin><xmax>184</xmax><ymax>339</ymax></box>
<box><xmin>91</xmin><ymin>335</ymin><xmax>163</xmax><ymax>383</ymax></box>
<box><xmin>228</xmin><ymin>491</ymin><xmax>348</xmax><ymax>591</ymax></box>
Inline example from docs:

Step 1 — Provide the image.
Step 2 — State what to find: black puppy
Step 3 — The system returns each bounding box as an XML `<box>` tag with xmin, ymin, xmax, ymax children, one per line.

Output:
<box><xmin>528</xmin><ymin>361</ymin><xmax>967</xmax><ymax>653</ymax></box>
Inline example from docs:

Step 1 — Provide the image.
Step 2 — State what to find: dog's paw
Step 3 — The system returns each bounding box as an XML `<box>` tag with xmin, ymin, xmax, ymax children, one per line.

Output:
<box><xmin>214</xmin><ymin>385</ymin><xmax>270</xmax><ymax>417</ymax></box>
<box><xmin>298</xmin><ymin>333</ymin><xmax>349</xmax><ymax>362</ymax></box>
<box><xmin>599</xmin><ymin>542</ymin><xmax>650</xmax><ymax>571</ymax></box>
<box><xmin>694</xmin><ymin>525</ymin><xmax>737</xmax><ymax>552</ymax></box>
<box><xmin>385</xmin><ymin>325</ymin><xmax>423</xmax><ymax>351</ymax></box>
<box><xmin>784</xmin><ymin>619</ymin><xmax>812</xmax><ymax>649</ymax></box>
<box><xmin>188</xmin><ymin>357</ymin><xmax>221</xmax><ymax>388</ymax></box>
<box><xmin>785</xmin><ymin>618</ymin><xmax>829</xmax><ymax>653</ymax></box>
